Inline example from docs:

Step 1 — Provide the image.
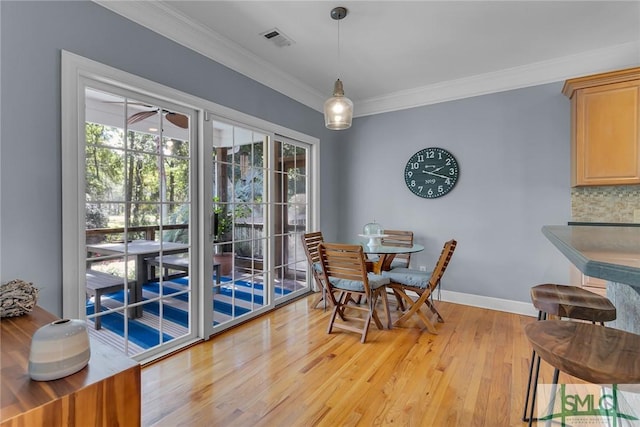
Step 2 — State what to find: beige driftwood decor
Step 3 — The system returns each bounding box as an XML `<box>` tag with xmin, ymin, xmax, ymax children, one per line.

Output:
<box><xmin>0</xmin><ymin>279</ymin><xmax>38</xmax><ymax>317</ymax></box>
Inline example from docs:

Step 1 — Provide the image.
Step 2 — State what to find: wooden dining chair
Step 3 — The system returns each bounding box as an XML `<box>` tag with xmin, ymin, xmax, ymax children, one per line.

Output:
<box><xmin>318</xmin><ymin>243</ymin><xmax>392</xmax><ymax>343</ymax></box>
<box><xmin>381</xmin><ymin>230</ymin><xmax>414</xmax><ymax>268</ymax></box>
<box><xmin>384</xmin><ymin>239</ymin><xmax>457</xmax><ymax>333</ymax></box>
<box><xmin>379</xmin><ymin>230</ymin><xmax>414</xmax><ymax>309</ymax></box>
<box><xmin>301</xmin><ymin>231</ymin><xmax>332</xmax><ymax>309</ymax></box>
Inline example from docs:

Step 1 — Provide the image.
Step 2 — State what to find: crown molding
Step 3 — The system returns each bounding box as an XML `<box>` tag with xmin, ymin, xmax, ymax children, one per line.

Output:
<box><xmin>93</xmin><ymin>0</ymin><xmax>326</xmax><ymax>111</ymax></box>
<box><xmin>356</xmin><ymin>41</ymin><xmax>640</xmax><ymax>117</ymax></box>
<box><xmin>93</xmin><ymin>1</ymin><xmax>640</xmax><ymax>118</ymax></box>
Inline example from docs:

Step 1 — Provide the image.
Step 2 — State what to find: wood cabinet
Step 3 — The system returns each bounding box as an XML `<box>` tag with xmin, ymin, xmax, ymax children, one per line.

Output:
<box><xmin>570</xmin><ymin>265</ymin><xmax>607</xmax><ymax>297</ymax></box>
<box><xmin>563</xmin><ymin>67</ymin><xmax>640</xmax><ymax>186</ymax></box>
<box><xmin>0</xmin><ymin>307</ymin><xmax>141</xmax><ymax>427</ymax></box>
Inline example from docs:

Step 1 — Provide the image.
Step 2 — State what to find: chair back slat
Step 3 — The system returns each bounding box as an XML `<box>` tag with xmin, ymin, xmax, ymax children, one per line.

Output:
<box><xmin>427</xmin><ymin>239</ymin><xmax>457</xmax><ymax>291</ymax></box>
<box><xmin>302</xmin><ymin>231</ymin><xmax>324</xmax><ymax>265</ymax></box>
<box><xmin>319</xmin><ymin>243</ymin><xmax>369</xmax><ymax>285</ymax></box>
<box><xmin>301</xmin><ymin>231</ymin><xmax>328</xmax><ymax>305</ymax></box>
<box><xmin>381</xmin><ymin>230</ymin><xmax>413</xmax><ymax>247</ymax></box>
<box><xmin>382</xmin><ymin>230</ymin><xmax>414</xmax><ymax>267</ymax></box>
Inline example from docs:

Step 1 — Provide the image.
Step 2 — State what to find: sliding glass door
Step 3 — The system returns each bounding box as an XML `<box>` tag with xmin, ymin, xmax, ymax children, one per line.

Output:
<box><xmin>82</xmin><ymin>87</ymin><xmax>314</xmax><ymax>353</ymax></box>
<box><xmin>63</xmin><ymin>52</ymin><xmax>319</xmax><ymax>360</ymax></box>
<box><xmin>206</xmin><ymin>120</ymin><xmax>310</xmax><ymax>334</ymax></box>
<box><xmin>84</xmin><ymin>87</ymin><xmax>197</xmax><ymax>357</ymax></box>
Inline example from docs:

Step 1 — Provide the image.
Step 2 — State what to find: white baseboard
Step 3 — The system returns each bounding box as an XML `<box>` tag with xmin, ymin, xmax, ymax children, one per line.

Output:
<box><xmin>438</xmin><ymin>289</ymin><xmax>538</xmax><ymax>317</ymax></box>
<box><xmin>397</xmin><ymin>288</ymin><xmax>538</xmax><ymax>317</ymax></box>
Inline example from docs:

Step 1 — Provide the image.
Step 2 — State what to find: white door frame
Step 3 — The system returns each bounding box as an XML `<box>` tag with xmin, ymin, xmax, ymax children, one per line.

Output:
<box><xmin>61</xmin><ymin>50</ymin><xmax>320</xmax><ymax>360</ymax></box>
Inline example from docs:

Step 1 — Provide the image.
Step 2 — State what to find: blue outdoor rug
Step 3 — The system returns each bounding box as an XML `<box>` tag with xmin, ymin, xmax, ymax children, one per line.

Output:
<box><xmin>86</xmin><ymin>277</ymin><xmax>292</xmax><ymax>350</ymax></box>
<box><xmin>86</xmin><ymin>304</ymin><xmax>174</xmax><ymax>349</ymax></box>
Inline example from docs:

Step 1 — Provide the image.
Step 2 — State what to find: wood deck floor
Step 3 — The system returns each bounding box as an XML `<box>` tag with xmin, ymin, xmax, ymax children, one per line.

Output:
<box><xmin>141</xmin><ymin>293</ymin><xmax>571</xmax><ymax>426</ymax></box>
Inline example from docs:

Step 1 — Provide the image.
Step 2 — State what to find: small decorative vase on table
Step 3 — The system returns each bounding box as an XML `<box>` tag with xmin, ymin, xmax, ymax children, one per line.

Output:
<box><xmin>28</xmin><ymin>319</ymin><xmax>91</xmax><ymax>381</ymax></box>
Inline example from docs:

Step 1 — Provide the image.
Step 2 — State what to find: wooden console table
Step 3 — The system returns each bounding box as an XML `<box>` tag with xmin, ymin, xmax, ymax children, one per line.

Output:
<box><xmin>0</xmin><ymin>306</ymin><xmax>141</xmax><ymax>426</ymax></box>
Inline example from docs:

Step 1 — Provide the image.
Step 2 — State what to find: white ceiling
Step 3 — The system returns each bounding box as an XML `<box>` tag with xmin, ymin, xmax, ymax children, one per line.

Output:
<box><xmin>95</xmin><ymin>1</ymin><xmax>640</xmax><ymax>117</ymax></box>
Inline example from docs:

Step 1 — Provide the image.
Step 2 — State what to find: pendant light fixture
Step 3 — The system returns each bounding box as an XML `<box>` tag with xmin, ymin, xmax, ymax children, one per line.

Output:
<box><xmin>324</xmin><ymin>6</ymin><xmax>353</xmax><ymax>130</ymax></box>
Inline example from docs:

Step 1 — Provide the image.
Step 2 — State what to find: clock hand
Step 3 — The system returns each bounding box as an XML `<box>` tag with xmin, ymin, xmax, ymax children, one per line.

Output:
<box><xmin>423</xmin><ymin>170</ymin><xmax>450</xmax><ymax>180</ymax></box>
<box><xmin>421</xmin><ymin>165</ymin><xmax>444</xmax><ymax>173</ymax></box>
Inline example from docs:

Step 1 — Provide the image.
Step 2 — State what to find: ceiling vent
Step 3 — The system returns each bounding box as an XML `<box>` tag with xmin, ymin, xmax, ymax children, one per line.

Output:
<box><xmin>260</xmin><ymin>28</ymin><xmax>295</xmax><ymax>47</ymax></box>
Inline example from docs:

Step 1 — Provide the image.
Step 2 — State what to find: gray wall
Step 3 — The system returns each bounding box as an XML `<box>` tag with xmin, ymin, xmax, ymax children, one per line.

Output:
<box><xmin>340</xmin><ymin>84</ymin><xmax>572</xmax><ymax>303</ymax></box>
<box><xmin>1</xmin><ymin>1</ymin><xmax>572</xmax><ymax>315</ymax></box>
<box><xmin>0</xmin><ymin>1</ymin><xmax>340</xmax><ymax>315</ymax></box>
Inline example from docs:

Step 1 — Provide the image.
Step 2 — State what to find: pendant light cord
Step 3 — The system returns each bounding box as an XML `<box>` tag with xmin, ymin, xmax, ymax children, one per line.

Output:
<box><xmin>338</xmin><ymin>17</ymin><xmax>341</xmax><ymax>79</ymax></box>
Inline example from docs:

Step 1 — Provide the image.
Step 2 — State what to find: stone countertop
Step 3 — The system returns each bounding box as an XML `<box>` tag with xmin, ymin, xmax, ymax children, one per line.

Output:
<box><xmin>542</xmin><ymin>225</ymin><xmax>640</xmax><ymax>288</ymax></box>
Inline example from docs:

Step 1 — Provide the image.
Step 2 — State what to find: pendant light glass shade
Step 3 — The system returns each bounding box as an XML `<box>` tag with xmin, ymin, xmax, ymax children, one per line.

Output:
<box><xmin>324</xmin><ymin>79</ymin><xmax>353</xmax><ymax>130</ymax></box>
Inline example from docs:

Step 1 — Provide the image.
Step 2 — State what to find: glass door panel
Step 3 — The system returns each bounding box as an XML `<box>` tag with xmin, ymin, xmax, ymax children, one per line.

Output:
<box><xmin>210</xmin><ymin>119</ymin><xmax>268</xmax><ymax>327</ymax></box>
<box><xmin>273</xmin><ymin>139</ymin><xmax>309</xmax><ymax>301</ymax></box>
<box><xmin>84</xmin><ymin>87</ymin><xmax>195</xmax><ymax>358</ymax></box>
<box><xmin>206</xmin><ymin>119</ymin><xmax>313</xmax><ymax>334</ymax></box>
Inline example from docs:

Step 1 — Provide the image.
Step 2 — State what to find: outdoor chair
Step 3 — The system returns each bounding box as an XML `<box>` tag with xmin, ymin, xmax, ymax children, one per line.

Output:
<box><xmin>318</xmin><ymin>242</ymin><xmax>391</xmax><ymax>343</ymax></box>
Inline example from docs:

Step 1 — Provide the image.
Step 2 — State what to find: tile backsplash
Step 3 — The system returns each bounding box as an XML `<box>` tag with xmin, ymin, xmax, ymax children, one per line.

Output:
<box><xmin>572</xmin><ymin>185</ymin><xmax>640</xmax><ymax>223</ymax></box>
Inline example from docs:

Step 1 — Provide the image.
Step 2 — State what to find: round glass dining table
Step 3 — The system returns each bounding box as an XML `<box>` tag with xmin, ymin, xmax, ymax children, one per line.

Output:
<box><xmin>361</xmin><ymin>243</ymin><xmax>425</xmax><ymax>274</ymax></box>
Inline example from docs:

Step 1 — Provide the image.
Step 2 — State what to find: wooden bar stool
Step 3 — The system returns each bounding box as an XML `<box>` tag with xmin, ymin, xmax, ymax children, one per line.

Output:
<box><xmin>525</xmin><ymin>320</ymin><xmax>640</xmax><ymax>425</ymax></box>
<box><xmin>522</xmin><ymin>284</ymin><xmax>616</xmax><ymax>424</ymax></box>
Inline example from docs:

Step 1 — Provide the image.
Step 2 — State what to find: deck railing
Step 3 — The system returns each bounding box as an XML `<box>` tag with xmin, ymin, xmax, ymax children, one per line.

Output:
<box><xmin>86</xmin><ymin>224</ymin><xmax>189</xmax><ymax>243</ymax></box>
<box><xmin>86</xmin><ymin>222</ymin><xmax>305</xmax><ymax>267</ymax></box>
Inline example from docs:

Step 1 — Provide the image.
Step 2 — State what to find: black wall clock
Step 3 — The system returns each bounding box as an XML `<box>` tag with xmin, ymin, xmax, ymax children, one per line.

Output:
<box><xmin>404</xmin><ymin>147</ymin><xmax>459</xmax><ymax>198</ymax></box>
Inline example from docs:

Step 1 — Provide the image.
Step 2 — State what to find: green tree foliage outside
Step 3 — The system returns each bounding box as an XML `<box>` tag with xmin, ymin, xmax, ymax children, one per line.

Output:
<box><xmin>85</xmin><ymin>122</ymin><xmax>190</xmax><ymax>231</ymax></box>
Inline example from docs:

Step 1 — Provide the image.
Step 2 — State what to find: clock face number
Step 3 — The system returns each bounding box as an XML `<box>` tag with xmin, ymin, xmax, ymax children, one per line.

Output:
<box><xmin>404</xmin><ymin>147</ymin><xmax>459</xmax><ymax>199</ymax></box>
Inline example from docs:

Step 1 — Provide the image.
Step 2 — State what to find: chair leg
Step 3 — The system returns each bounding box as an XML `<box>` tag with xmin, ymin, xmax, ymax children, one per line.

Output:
<box><xmin>327</xmin><ymin>292</ymin><xmax>347</xmax><ymax>335</ymax></box>
<box><xmin>391</xmin><ymin>287</ymin><xmax>416</xmax><ymax>314</ymax></box>
<box><xmin>424</xmin><ymin>298</ymin><xmax>444</xmax><ymax>323</ymax></box>
<box><xmin>546</xmin><ymin>368</ymin><xmax>560</xmax><ymax>420</ymax></box>
<box><xmin>391</xmin><ymin>286</ymin><xmax>437</xmax><ymax>332</ymax></box>
<box><xmin>213</xmin><ymin>263</ymin><xmax>221</xmax><ymax>285</ymax></box>
<box><xmin>360</xmin><ymin>320</ymin><xmax>371</xmax><ymax>343</ymax></box>
<box><xmin>334</xmin><ymin>291</ymin><xmax>347</xmax><ymax>321</ymax></box>
<box><xmin>391</xmin><ymin>289</ymin><xmax>405</xmax><ymax>311</ymax></box>
<box><xmin>415</xmin><ymin>308</ymin><xmax>439</xmax><ymax>334</ymax></box>
<box><xmin>316</xmin><ymin>282</ymin><xmax>347</xmax><ymax>321</ymax></box>
<box><xmin>523</xmin><ymin>310</ymin><xmax>545</xmax><ymax>422</ymax></box>
<box><xmin>310</xmin><ymin>276</ymin><xmax>333</xmax><ymax>310</ymax></box>
<box><xmin>361</xmin><ymin>300</ymin><xmax>373</xmax><ymax>343</ymax></box>
<box><xmin>369</xmin><ymin>292</ymin><xmax>384</xmax><ymax>331</ymax></box>
<box><xmin>522</xmin><ymin>349</ymin><xmax>537</xmax><ymax>421</ymax></box>
<box><xmin>310</xmin><ymin>292</ymin><xmax>325</xmax><ymax>309</ymax></box>
<box><xmin>380</xmin><ymin>289</ymin><xmax>392</xmax><ymax>329</ymax></box>
<box><xmin>527</xmin><ymin>353</ymin><xmax>542</xmax><ymax>427</ymax></box>
<box><xmin>532</xmin><ymin>367</ymin><xmax>560</xmax><ymax>426</ymax></box>
<box><xmin>394</xmin><ymin>288</ymin><xmax>439</xmax><ymax>333</ymax></box>
<box><xmin>94</xmin><ymin>291</ymin><xmax>102</xmax><ymax>330</ymax></box>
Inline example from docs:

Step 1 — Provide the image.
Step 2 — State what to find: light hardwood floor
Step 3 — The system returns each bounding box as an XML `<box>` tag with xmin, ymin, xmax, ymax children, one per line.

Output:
<box><xmin>142</xmin><ymin>294</ymin><xmax>563</xmax><ymax>426</ymax></box>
